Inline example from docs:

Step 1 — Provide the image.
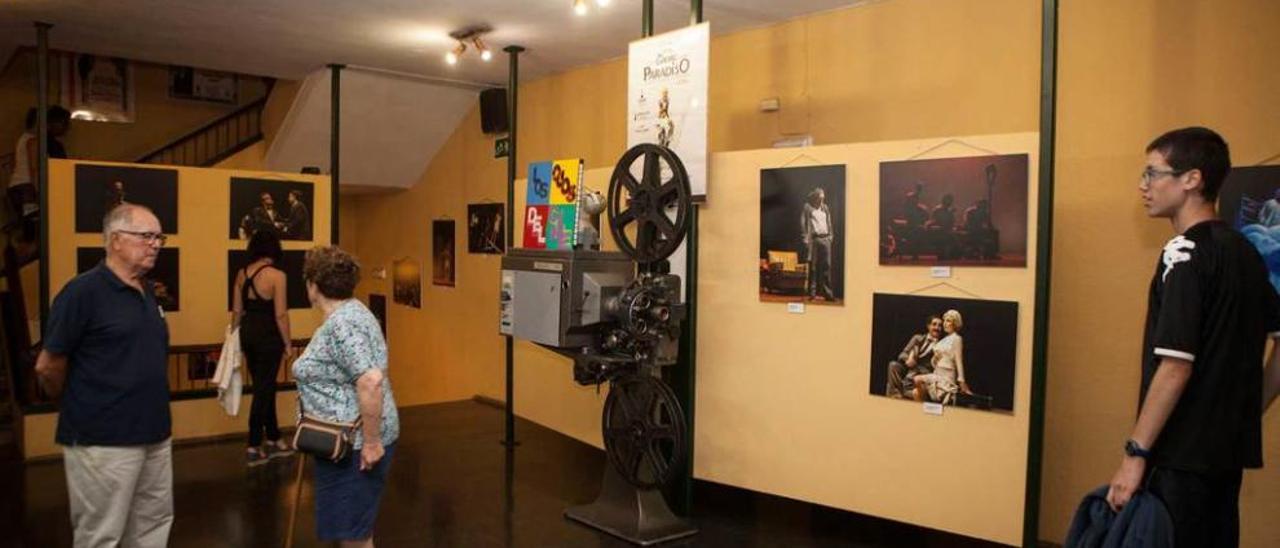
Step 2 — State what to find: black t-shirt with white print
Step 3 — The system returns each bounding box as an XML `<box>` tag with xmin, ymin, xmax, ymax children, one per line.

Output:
<box><xmin>1141</xmin><ymin>219</ymin><xmax>1280</xmax><ymax>472</ymax></box>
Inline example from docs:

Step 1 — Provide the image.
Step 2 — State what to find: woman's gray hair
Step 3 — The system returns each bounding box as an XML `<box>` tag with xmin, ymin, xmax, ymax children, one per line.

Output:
<box><xmin>102</xmin><ymin>204</ymin><xmax>152</xmax><ymax>245</ymax></box>
<box><xmin>943</xmin><ymin>309</ymin><xmax>964</xmax><ymax>331</ymax></box>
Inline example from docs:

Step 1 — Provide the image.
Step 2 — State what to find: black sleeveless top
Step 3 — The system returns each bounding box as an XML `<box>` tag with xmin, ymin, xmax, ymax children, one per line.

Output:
<box><xmin>240</xmin><ymin>264</ymin><xmax>282</xmax><ymax>351</ymax></box>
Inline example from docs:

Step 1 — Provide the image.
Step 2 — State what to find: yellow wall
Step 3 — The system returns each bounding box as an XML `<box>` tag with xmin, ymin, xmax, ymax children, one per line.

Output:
<box><xmin>46</xmin><ymin>159</ymin><xmax>331</xmax><ymax>346</ymax></box>
<box><xmin>697</xmin><ymin>135</ymin><xmax>1039</xmax><ymax>545</ymax></box>
<box><xmin>1041</xmin><ymin>1</ymin><xmax>1280</xmax><ymax>547</ymax></box>
<box><xmin>344</xmin><ymin>0</ymin><xmax>1280</xmax><ymax>545</ymax></box>
<box><xmin>0</xmin><ymin>49</ymin><xmax>269</xmax><ymax>165</ymax></box>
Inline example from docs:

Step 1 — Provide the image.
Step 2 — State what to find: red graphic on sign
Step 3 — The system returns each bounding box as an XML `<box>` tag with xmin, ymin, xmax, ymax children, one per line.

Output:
<box><xmin>523</xmin><ymin>206</ymin><xmax>548</xmax><ymax>249</ymax></box>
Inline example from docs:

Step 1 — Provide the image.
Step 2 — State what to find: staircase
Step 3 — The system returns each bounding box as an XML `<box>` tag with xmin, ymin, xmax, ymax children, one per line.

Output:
<box><xmin>134</xmin><ymin>92</ymin><xmax>270</xmax><ymax>168</ymax></box>
<box><xmin>0</xmin><ymin>244</ymin><xmax>31</xmax><ymax>460</ymax></box>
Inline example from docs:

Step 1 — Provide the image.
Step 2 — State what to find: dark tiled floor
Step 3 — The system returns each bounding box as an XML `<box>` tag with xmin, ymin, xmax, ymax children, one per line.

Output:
<box><xmin>2</xmin><ymin>401</ymin><xmax>1004</xmax><ymax>547</ymax></box>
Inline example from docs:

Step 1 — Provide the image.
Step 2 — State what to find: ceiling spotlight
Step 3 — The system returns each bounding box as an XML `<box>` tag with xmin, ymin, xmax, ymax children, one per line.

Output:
<box><xmin>574</xmin><ymin>0</ymin><xmax>588</xmax><ymax>16</ymax></box>
<box><xmin>445</xmin><ymin>42</ymin><xmax>465</xmax><ymax>65</ymax></box>
<box><xmin>473</xmin><ymin>37</ymin><xmax>492</xmax><ymax>62</ymax></box>
<box><xmin>596</xmin><ymin>0</ymin><xmax>611</xmax><ymax>6</ymax></box>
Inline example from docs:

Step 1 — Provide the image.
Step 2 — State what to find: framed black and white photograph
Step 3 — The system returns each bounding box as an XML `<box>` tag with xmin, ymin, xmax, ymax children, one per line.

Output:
<box><xmin>168</xmin><ymin>66</ymin><xmax>238</xmax><ymax>104</ymax></box>
<box><xmin>1218</xmin><ymin>165</ymin><xmax>1280</xmax><ymax>295</ymax></box>
<box><xmin>226</xmin><ymin>250</ymin><xmax>310</xmax><ymax>310</ymax></box>
<box><xmin>77</xmin><ymin>247</ymin><xmax>180</xmax><ymax>311</ymax></box>
<box><xmin>368</xmin><ymin>294</ymin><xmax>388</xmax><ymax>336</ymax></box>
<box><xmin>228</xmin><ymin>177</ymin><xmax>314</xmax><ymax>241</ymax></box>
<box><xmin>759</xmin><ymin>164</ymin><xmax>846</xmax><ymax>305</ymax></box>
<box><xmin>467</xmin><ymin>203</ymin><xmax>505</xmax><ymax>254</ymax></box>
<box><xmin>433</xmin><ymin>219</ymin><xmax>456</xmax><ymax>287</ymax></box>
<box><xmin>393</xmin><ymin>258</ymin><xmax>422</xmax><ymax>309</ymax></box>
<box><xmin>75</xmin><ymin>164</ymin><xmax>179</xmax><ymax>234</ymax></box>
<box><xmin>879</xmin><ymin>154</ymin><xmax>1029</xmax><ymax>267</ymax></box>
<box><xmin>868</xmin><ymin>293</ymin><xmax>1019</xmax><ymax>413</ymax></box>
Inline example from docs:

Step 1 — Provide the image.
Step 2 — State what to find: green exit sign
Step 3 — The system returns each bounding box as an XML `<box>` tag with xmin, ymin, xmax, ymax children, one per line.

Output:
<box><xmin>494</xmin><ymin>137</ymin><xmax>511</xmax><ymax>158</ymax></box>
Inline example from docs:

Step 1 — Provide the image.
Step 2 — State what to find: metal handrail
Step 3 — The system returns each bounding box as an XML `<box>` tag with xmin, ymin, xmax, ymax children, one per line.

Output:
<box><xmin>134</xmin><ymin>96</ymin><xmax>268</xmax><ymax>167</ymax></box>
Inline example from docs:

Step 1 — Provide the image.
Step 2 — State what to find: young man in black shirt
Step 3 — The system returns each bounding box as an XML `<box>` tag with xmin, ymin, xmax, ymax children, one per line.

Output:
<box><xmin>1105</xmin><ymin>127</ymin><xmax>1280</xmax><ymax>546</ymax></box>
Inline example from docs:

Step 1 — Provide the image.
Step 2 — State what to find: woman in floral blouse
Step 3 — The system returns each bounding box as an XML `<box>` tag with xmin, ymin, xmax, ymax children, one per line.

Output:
<box><xmin>294</xmin><ymin>246</ymin><xmax>399</xmax><ymax>547</ymax></box>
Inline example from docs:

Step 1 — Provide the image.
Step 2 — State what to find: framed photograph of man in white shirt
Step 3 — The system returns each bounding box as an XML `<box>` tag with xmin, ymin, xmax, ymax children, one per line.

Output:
<box><xmin>759</xmin><ymin>164</ymin><xmax>846</xmax><ymax>306</ymax></box>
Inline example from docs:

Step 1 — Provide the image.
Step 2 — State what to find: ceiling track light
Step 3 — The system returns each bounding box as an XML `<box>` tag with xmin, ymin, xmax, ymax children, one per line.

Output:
<box><xmin>574</xmin><ymin>0</ymin><xmax>588</xmax><ymax>16</ymax></box>
<box><xmin>445</xmin><ymin>24</ymin><xmax>494</xmax><ymax>66</ymax></box>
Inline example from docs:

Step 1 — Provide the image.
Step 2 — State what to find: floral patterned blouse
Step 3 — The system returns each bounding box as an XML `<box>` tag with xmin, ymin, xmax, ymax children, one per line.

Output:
<box><xmin>293</xmin><ymin>299</ymin><xmax>399</xmax><ymax>448</ymax></box>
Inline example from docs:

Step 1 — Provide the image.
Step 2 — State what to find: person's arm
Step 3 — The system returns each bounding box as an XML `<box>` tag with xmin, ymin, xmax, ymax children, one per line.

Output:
<box><xmin>1263</xmin><ymin>342</ymin><xmax>1280</xmax><ymax>412</ymax></box>
<box><xmin>33</xmin><ymin>350</ymin><xmax>68</xmax><ymax>400</ymax></box>
<box><xmin>1106</xmin><ymin>357</ymin><xmax>1192</xmax><ymax>511</ymax></box>
<box><xmin>955</xmin><ymin>336</ymin><xmax>973</xmax><ymax>394</ymax></box>
<box><xmin>356</xmin><ymin>368</ymin><xmax>385</xmax><ymax>471</ymax></box>
<box><xmin>231</xmin><ymin>270</ymin><xmax>244</xmax><ymax>329</ymax></box>
<box><xmin>273</xmin><ymin>271</ymin><xmax>291</xmax><ymax>349</ymax></box>
<box><xmin>24</xmin><ymin>136</ymin><xmax>37</xmax><ymax>188</ymax></box>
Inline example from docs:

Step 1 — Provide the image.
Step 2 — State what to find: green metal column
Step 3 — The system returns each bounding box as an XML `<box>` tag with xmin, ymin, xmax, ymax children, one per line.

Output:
<box><xmin>329</xmin><ymin>64</ymin><xmax>344</xmax><ymax>245</ymax></box>
<box><xmin>642</xmin><ymin>0</ymin><xmax>654</xmax><ymax>37</ymax></box>
<box><xmin>1024</xmin><ymin>1</ymin><xmax>1057</xmax><ymax>546</ymax></box>
<box><xmin>503</xmin><ymin>45</ymin><xmax>525</xmax><ymax>450</ymax></box>
<box><xmin>36</xmin><ymin>22</ymin><xmax>51</xmax><ymax>334</ymax></box>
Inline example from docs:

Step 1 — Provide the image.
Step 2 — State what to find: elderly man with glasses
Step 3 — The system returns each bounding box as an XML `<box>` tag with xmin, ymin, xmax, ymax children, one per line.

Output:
<box><xmin>34</xmin><ymin>203</ymin><xmax>174</xmax><ymax>548</ymax></box>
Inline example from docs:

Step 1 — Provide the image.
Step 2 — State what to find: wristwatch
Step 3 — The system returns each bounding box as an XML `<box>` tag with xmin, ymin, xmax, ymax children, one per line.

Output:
<box><xmin>1124</xmin><ymin>439</ymin><xmax>1152</xmax><ymax>459</ymax></box>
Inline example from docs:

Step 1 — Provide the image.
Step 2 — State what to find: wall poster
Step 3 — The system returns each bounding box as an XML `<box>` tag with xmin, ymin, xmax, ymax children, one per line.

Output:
<box><xmin>60</xmin><ymin>53</ymin><xmax>135</xmax><ymax>123</ymax></box>
<box><xmin>169</xmin><ymin>66</ymin><xmax>238</xmax><ymax>104</ymax></box>
<box><xmin>1219</xmin><ymin>165</ymin><xmax>1280</xmax><ymax>294</ymax></box>
<box><xmin>74</xmin><ymin>164</ymin><xmax>179</xmax><ymax>234</ymax></box>
<box><xmin>628</xmin><ymin>22</ymin><xmax>709</xmax><ymax>199</ymax></box>
<box><xmin>759</xmin><ymin>165</ymin><xmax>846</xmax><ymax>305</ymax></box>
<box><xmin>467</xmin><ymin>203</ymin><xmax>505</xmax><ymax>254</ymax></box>
<box><xmin>879</xmin><ymin>154</ymin><xmax>1029</xmax><ymax>267</ymax></box>
<box><xmin>392</xmin><ymin>258</ymin><xmax>422</xmax><ymax>309</ymax></box>
<box><xmin>432</xmin><ymin>219</ymin><xmax>456</xmax><ymax>287</ymax></box>
<box><xmin>523</xmin><ymin>159</ymin><xmax>583</xmax><ymax>249</ymax></box>
<box><xmin>869</xmin><ymin>293</ymin><xmax>1018</xmax><ymax>413</ymax></box>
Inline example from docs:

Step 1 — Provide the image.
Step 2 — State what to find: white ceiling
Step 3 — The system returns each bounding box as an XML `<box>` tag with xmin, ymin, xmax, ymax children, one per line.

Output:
<box><xmin>264</xmin><ymin>68</ymin><xmax>478</xmax><ymax>192</ymax></box>
<box><xmin>0</xmin><ymin>0</ymin><xmax>866</xmax><ymax>84</ymax></box>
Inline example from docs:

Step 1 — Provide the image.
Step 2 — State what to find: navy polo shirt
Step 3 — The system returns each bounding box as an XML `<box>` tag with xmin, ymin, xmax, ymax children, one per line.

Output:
<box><xmin>45</xmin><ymin>263</ymin><xmax>171</xmax><ymax>446</ymax></box>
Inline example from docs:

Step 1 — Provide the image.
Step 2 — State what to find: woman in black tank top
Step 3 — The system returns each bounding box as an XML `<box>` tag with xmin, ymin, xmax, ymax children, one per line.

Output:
<box><xmin>232</xmin><ymin>230</ymin><xmax>293</xmax><ymax>464</ymax></box>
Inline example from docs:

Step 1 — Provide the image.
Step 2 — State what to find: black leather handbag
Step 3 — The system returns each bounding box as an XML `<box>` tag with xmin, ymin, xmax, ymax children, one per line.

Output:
<box><xmin>293</xmin><ymin>402</ymin><xmax>361</xmax><ymax>462</ymax></box>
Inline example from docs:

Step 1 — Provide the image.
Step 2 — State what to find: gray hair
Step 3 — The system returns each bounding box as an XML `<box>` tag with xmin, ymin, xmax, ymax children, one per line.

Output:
<box><xmin>102</xmin><ymin>204</ymin><xmax>154</xmax><ymax>245</ymax></box>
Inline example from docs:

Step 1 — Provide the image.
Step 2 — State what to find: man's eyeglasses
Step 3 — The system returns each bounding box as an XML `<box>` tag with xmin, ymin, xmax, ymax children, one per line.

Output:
<box><xmin>116</xmin><ymin>230</ymin><xmax>167</xmax><ymax>245</ymax></box>
<box><xmin>1140</xmin><ymin>167</ymin><xmax>1188</xmax><ymax>184</ymax></box>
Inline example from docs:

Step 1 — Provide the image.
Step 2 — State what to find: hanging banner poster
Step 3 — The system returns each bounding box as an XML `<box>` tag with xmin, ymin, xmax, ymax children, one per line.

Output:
<box><xmin>628</xmin><ymin>22</ymin><xmax>709</xmax><ymax>200</ymax></box>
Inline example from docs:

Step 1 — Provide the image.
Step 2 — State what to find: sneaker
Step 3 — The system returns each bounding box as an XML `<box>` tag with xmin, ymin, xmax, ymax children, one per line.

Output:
<box><xmin>266</xmin><ymin>440</ymin><xmax>295</xmax><ymax>459</ymax></box>
<box><xmin>247</xmin><ymin>448</ymin><xmax>268</xmax><ymax>467</ymax></box>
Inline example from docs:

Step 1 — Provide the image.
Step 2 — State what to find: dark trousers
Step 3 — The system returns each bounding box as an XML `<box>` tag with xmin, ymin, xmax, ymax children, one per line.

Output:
<box><xmin>244</xmin><ymin>341</ymin><xmax>284</xmax><ymax>447</ymax></box>
<box><xmin>807</xmin><ymin>235</ymin><xmax>834</xmax><ymax>298</ymax></box>
<box><xmin>1146</xmin><ymin>466</ymin><xmax>1242</xmax><ymax>547</ymax></box>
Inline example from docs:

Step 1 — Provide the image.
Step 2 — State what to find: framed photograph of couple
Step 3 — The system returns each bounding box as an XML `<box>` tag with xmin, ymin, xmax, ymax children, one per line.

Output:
<box><xmin>868</xmin><ymin>293</ymin><xmax>1018</xmax><ymax>413</ymax></box>
<box><xmin>228</xmin><ymin>177</ymin><xmax>314</xmax><ymax>241</ymax></box>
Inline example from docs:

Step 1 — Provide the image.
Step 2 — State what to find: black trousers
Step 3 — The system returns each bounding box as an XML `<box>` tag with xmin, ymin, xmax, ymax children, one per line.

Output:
<box><xmin>243</xmin><ymin>339</ymin><xmax>284</xmax><ymax>447</ymax></box>
<box><xmin>1146</xmin><ymin>466</ymin><xmax>1242</xmax><ymax>547</ymax></box>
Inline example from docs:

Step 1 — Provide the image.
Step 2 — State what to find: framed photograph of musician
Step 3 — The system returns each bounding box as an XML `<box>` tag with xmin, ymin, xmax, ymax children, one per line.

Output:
<box><xmin>868</xmin><ymin>293</ymin><xmax>1018</xmax><ymax>413</ymax></box>
<box><xmin>226</xmin><ymin>250</ymin><xmax>310</xmax><ymax>310</ymax></box>
<box><xmin>74</xmin><ymin>164</ymin><xmax>178</xmax><ymax>234</ymax></box>
<box><xmin>228</xmin><ymin>177</ymin><xmax>314</xmax><ymax>241</ymax></box>
<box><xmin>433</xmin><ymin>220</ymin><xmax>456</xmax><ymax>287</ymax></box>
<box><xmin>393</xmin><ymin>258</ymin><xmax>422</xmax><ymax>309</ymax></box>
<box><xmin>879</xmin><ymin>153</ymin><xmax>1029</xmax><ymax>267</ymax></box>
<box><xmin>78</xmin><ymin>247</ymin><xmax>180</xmax><ymax>311</ymax></box>
<box><xmin>759</xmin><ymin>164</ymin><xmax>846</xmax><ymax>306</ymax></box>
<box><xmin>1218</xmin><ymin>165</ymin><xmax>1280</xmax><ymax>295</ymax></box>
<box><xmin>467</xmin><ymin>203</ymin><xmax>505</xmax><ymax>254</ymax></box>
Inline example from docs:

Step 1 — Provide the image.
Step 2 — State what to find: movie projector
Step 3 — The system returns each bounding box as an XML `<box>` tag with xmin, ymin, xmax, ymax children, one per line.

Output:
<box><xmin>499</xmin><ymin>144</ymin><xmax>697</xmax><ymax>544</ymax></box>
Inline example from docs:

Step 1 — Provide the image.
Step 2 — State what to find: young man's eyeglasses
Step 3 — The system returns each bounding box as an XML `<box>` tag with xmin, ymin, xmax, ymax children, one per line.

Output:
<box><xmin>116</xmin><ymin>230</ymin><xmax>167</xmax><ymax>245</ymax></box>
<box><xmin>1140</xmin><ymin>167</ymin><xmax>1189</xmax><ymax>184</ymax></box>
